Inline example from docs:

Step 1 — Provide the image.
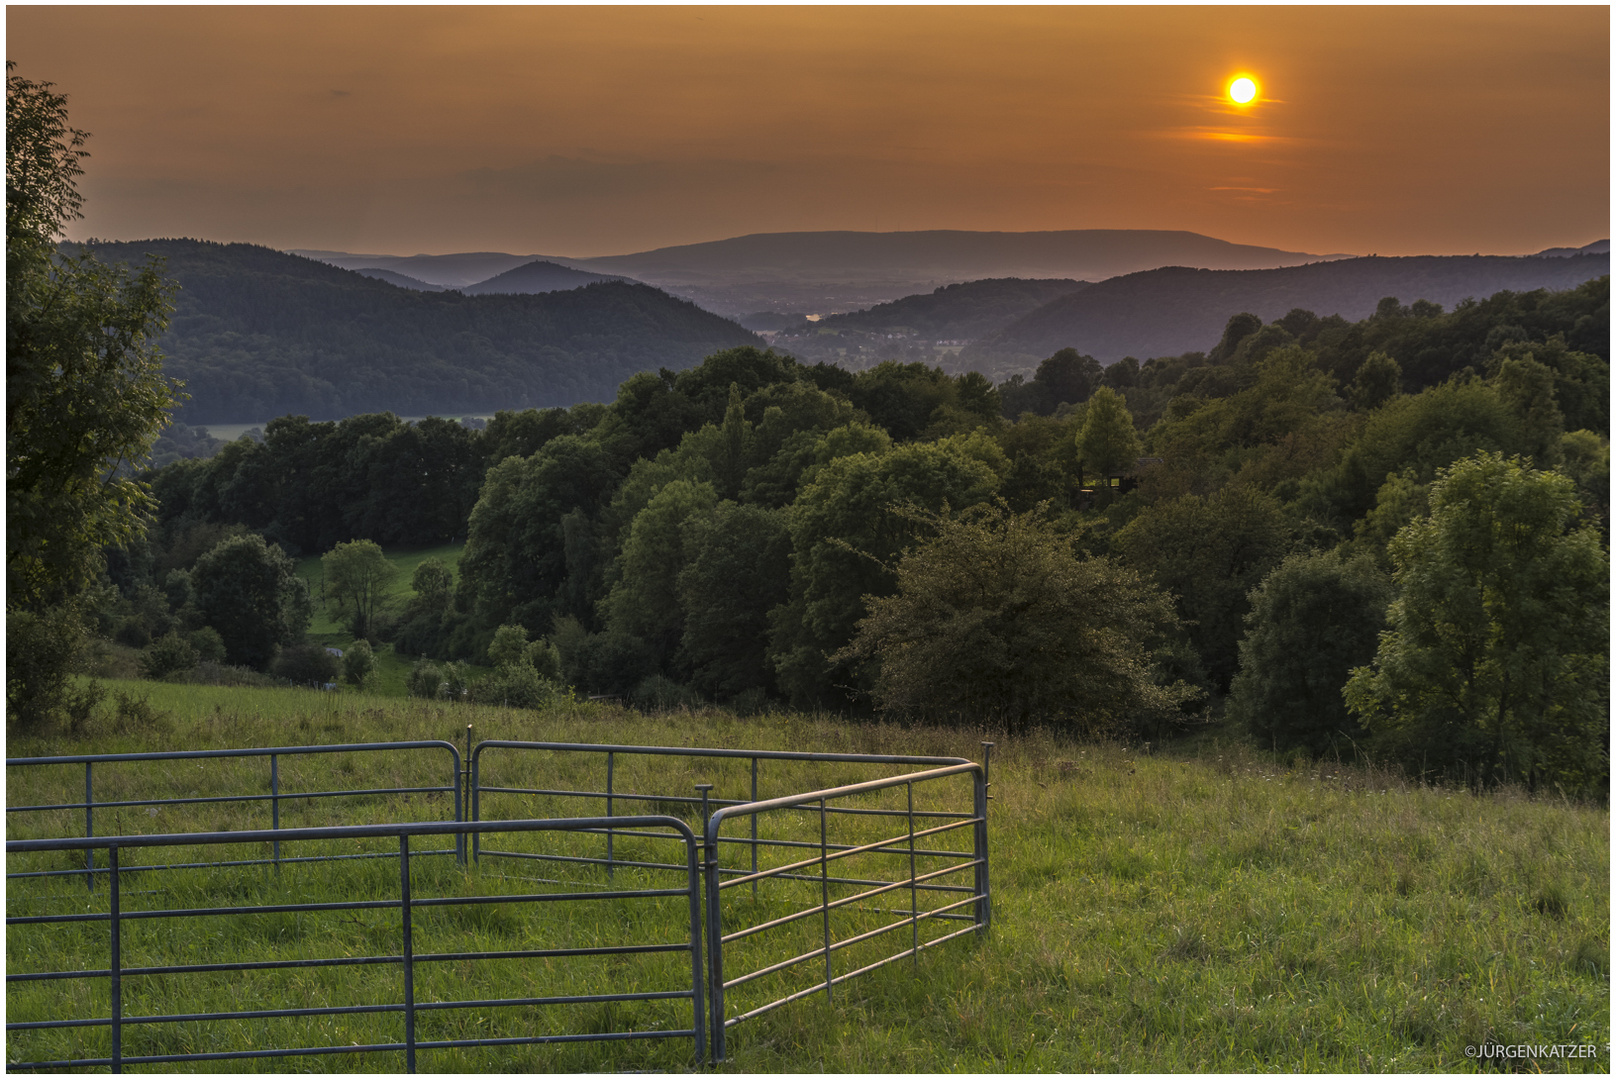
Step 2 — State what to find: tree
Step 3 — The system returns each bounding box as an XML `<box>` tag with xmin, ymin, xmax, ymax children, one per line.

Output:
<box><xmin>7</xmin><ymin>65</ymin><xmax>179</xmax><ymax>727</ymax></box>
<box><xmin>1112</xmin><ymin>484</ymin><xmax>1290</xmax><ymax>691</ymax></box>
<box><xmin>834</xmin><ymin>504</ymin><xmax>1198</xmax><ymax>734</ymax></box>
<box><xmin>343</xmin><ymin>639</ymin><xmax>376</xmax><ymax>688</ymax></box>
<box><xmin>1344</xmin><ymin>453</ymin><xmax>1608</xmax><ymax>793</ymax></box>
<box><xmin>1228</xmin><ymin>550</ymin><xmax>1391</xmax><ymax>754</ymax></box>
<box><xmin>7</xmin><ymin>67</ymin><xmax>178</xmax><ymax>608</ymax></box>
<box><xmin>1074</xmin><ymin>385</ymin><xmax>1142</xmax><ymax>478</ymax></box>
<box><xmin>190</xmin><ymin>533</ymin><xmax>311</xmax><ymax>669</ymax></box>
<box><xmin>321</xmin><ymin>540</ymin><xmax>398</xmax><ymax>640</ymax></box>
<box><xmin>679</xmin><ymin>502</ymin><xmax>793</xmax><ymax>701</ymax></box>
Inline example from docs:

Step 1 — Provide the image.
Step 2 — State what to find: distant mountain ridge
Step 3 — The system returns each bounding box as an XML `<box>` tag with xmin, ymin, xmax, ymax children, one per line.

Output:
<box><xmin>294</xmin><ymin>229</ymin><xmax>1351</xmax><ymax>318</ymax></box>
<box><xmin>86</xmin><ymin>239</ymin><xmax>762</xmax><ymax>423</ymax></box>
<box><xmin>972</xmin><ymin>253</ymin><xmax>1610</xmax><ymax>364</ymax></box>
<box><xmin>461</xmin><ymin>259</ymin><xmax>633</xmax><ymax>295</ymax></box>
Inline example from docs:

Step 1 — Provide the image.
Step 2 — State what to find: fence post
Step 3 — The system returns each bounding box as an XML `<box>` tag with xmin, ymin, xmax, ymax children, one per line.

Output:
<box><xmin>749</xmin><ymin>757</ymin><xmax>759</xmax><ymax>901</ymax></box>
<box><xmin>819</xmin><ymin>797</ymin><xmax>832</xmax><ymax>1002</ymax></box>
<box><xmin>684</xmin><ymin>828</ymin><xmax>707</xmax><ymax>1065</ymax></box>
<box><xmin>85</xmin><ymin>762</ymin><xmax>95</xmax><ymax>893</ymax></box>
<box><xmin>400</xmin><ymin>833</ymin><xmax>415</xmax><ymax>1073</ymax></box>
<box><xmin>457</xmin><ymin>727</ymin><xmax>470</xmax><ymax>865</ymax></box>
<box><xmin>271</xmin><ymin>754</ymin><xmax>281</xmax><ymax>871</ymax></box>
<box><xmin>109</xmin><ymin>844</ymin><xmax>122</xmax><ymax>1073</ymax></box>
<box><xmin>975</xmin><ymin>743</ymin><xmax>994</xmax><ymax>932</ymax></box>
<box><xmin>606</xmin><ymin>751</ymin><xmax>615</xmax><ymax>876</ymax></box>
<box><xmin>705</xmin><ymin>818</ymin><xmax>727</xmax><ymax>1063</ymax></box>
<box><xmin>907</xmin><ymin>780</ymin><xmax>918</xmax><ymax>967</ymax></box>
<box><xmin>470</xmin><ymin>745</ymin><xmax>482</xmax><ymax>864</ymax></box>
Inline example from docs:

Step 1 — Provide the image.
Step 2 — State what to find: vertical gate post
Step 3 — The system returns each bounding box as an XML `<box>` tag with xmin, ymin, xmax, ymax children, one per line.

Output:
<box><xmin>975</xmin><ymin>743</ymin><xmax>994</xmax><ymax>932</ymax></box>
<box><xmin>749</xmin><ymin>757</ymin><xmax>759</xmax><ymax>901</ymax></box>
<box><xmin>606</xmin><ymin>752</ymin><xmax>615</xmax><ymax>876</ymax></box>
<box><xmin>704</xmin><ymin>818</ymin><xmax>727</xmax><ymax>1062</ymax></box>
<box><xmin>85</xmin><ymin>762</ymin><xmax>95</xmax><ymax>892</ymax></box>
<box><xmin>271</xmin><ymin>754</ymin><xmax>281</xmax><ymax>870</ymax></box>
<box><xmin>684</xmin><ymin>829</ymin><xmax>707</xmax><ymax>1065</ymax></box>
<box><xmin>109</xmin><ymin>844</ymin><xmax>122</xmax><ymax>1073</ymax></box>
<box><xmin>456</xmin><ymin>729</ymin><xmax>469</xmax><ymax>865</ymax></box>
<box><xmin>907</xmin><ymin>781</ymin><xmax>918</xmax><ymax>966</ymax></box>
<box><xmin>400</xmin><ymin>834</ymin><xmax>415</xmax><ymax>1073</ymax></box>
<box><xmin>819</xmin><ymin>798</ymin><xmax>832</xmax><ymax>1002</ymax></box>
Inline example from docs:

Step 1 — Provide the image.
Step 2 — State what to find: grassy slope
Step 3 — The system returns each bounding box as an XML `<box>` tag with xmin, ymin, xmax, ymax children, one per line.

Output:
<box><xmin>294</xmin><ymin>542</ymin><xmax>474</xmax><ymax>696</ymax></box>
<box><xmin>6</xmin><ymin>684</ymin><xmax>1608</xmax><ymax>1072</ymax></box>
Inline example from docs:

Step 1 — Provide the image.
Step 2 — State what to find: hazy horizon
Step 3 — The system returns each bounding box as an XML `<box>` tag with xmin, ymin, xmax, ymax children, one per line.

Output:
<box><xmin>8</xmin><ymin>6</ymin><xmax>1608</xmax><ymax>259</ymax></box>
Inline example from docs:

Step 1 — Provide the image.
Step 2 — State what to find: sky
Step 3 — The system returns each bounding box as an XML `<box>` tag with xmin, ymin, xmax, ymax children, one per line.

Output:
<box><xmin>6</xmin><ymin>5</ymin><xmax>1609</xmax><ymax>259</ymax></box>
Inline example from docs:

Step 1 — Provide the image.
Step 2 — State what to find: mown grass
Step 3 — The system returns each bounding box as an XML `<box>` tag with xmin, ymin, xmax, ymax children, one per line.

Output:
<box><xmin>7</xmin><ymin>681</ymin><xmax>1610</xmax><ymax>1072</ymax></box>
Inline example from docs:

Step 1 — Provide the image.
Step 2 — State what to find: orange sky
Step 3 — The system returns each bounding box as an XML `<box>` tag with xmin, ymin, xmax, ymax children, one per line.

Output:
<box><xmin>7</xmin><ymin>5</ymin><xmax>1609</xmax><ymax>257</ymax></box>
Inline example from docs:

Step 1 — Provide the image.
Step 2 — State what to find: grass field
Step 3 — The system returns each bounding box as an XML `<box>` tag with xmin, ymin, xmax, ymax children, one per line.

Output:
<box><xmin>6</xmin><ymin>682</ymin><xmax>1610</xmax><ymax>1072</ymax></box>
<box><xmin>293</xmin><ymin>542</ymin><xmax>473</xmax><ymax>696</ymax></box>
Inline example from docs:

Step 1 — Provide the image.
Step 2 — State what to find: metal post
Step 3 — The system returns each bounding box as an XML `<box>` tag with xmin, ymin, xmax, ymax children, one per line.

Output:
<box><xmin>457</xmin><ymin>726</ymin><xmax>471</xmax><ymax>865</ymax></box>
<box><xmin>705</xmin><ymin>820</ymin><xmax>726</xmax><ymax>1062</ymax></box>
<box><xmin>749</xmin><ymin>757</ymin><xmax>759</xmax><ymax>901</ymax></box>
<box><xmin>819</xmin><ymin>797</ymin><xmax>832</xmax><ymax>1001</ymax></box>
<box><xmin>975</xmin><ymin>743</ymin><xmax>994</xmax><ymax>933</ymax></box>
<box><xmin>109</xmin><ymin>845</ymin><xmax>122</xmax><ymax>1073</ymax></box>
<box><xmin>470</xmin><ymin>745</ymin><xmax>481</xmax><ymax>864</ymax></box>
<box><xmin>684</xmin><ymin>829</ymin><xmax>707</xmax><ymax>1065</ymax></box>
<box><xmin>400</xmin><ymin>834</ymin><xmax>415</xmax><ymax>1073</ymax></box>
<box><xmin>85</xmin><ymin>762</ymin><xmax>96</xmax><ymax>892</ymax></box>
<box><xmin>695</xmin><ymin>783</ymin><xmax>713</xmax><ymax>843</ymax></box>
<box><xmin>271</xmin><ymin>754</ymin><xmax>281</xmax><ymax>870</ymax></box>
<box><xmin>606</xmin><ymin>751</ymin><xmax>615</xmax><ymax>876</ymax></box>
<box><xmin>907</xmin><ymin>780</ymin><xmax>918</xmax><ymax>966</ymax></box>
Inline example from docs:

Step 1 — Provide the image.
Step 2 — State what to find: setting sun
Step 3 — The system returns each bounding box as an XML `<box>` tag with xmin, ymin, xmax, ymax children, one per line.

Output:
<box><xmin>1228</xmin><ymin>75</ymin><xmax>1258</xmax><ymax>104</ymax></box>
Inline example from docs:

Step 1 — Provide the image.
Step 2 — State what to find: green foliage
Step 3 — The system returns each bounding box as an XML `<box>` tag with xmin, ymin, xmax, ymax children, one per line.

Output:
<box><xmin>1345</xmin><ymin>453</ymin><xmax>1608</xmax><ymax>793</ymax></box>
<box><xmin>342</xmin><ymin>639</ymin><xmax>376</xmax><ymax>688</ymax></box>
<box><xmin>141</xmin><ymin>631</ymin><xmax>201</xmax><ymax>680</ymax></box>
<box><xmin>769</xmin><ymin>433</ymin><xmax>1006</xmax><ymax>708</ymax></box>
<box><xmin>679</xmin><ymin>503</ymin><xmax>792</xmax><ymax>701</ymax></box>
<box><xmin>1074</xmin><ymin>385</ymin><xmax>1142</xmax><ymax>477</ymax></box>
<box><xmin>321</xmin><ymin>539</ymin><xmax>399</xmax><ymax>640</ymax></box>
<box><xmin>190</xmin><ymin>533</ymin><xmax>310</xmax><ymax>670</ymax></box>
<box><xmin>1113</xmin><ymin>485</ymin><xmax>1290</xmax><ymax>690</ymax></box>
<box><xmin>1228</xmin><ymin>550</ymin><xmax>1391</xmax><ymax>754</ymax></box>
<box><xmin>405</xmin><ymin>658</ymin><xmax>443</xmax><ymax>699</ymax></box>
<box><xmin>1348</xmin><ymin>350</ymin><xmax>1402</xmax><ymax>410</ymax></box>
<box><xmin>837</xmin><ymin>504</ymin><xmax>1198</xmax><ymax>734</ymax></box>
<box><xmin>271</xmin><ymin>643</ymin><xmax>340</xmax><ymax>687</ymax></box>
<box><xmin>6</xmin><ymin>66</ymin><xmax>177</xmax><ymax>728</ymax></box>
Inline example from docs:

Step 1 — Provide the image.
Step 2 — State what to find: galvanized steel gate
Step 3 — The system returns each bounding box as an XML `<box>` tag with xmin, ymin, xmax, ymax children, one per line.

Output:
<box><xmin>7</xmin><ymin>738</ymin><xmax>991</xmax><ymax>1068</ymax></box>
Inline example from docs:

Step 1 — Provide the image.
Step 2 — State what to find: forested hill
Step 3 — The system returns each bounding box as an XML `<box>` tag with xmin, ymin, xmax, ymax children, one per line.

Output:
<box><xmin>973</xmin><ymin>253</ymin><xmax>1610</xmax><ymax>364</ymax></box>
<box><xmin>806</xmin><ymin>278</ymin><xmax>1088</xmax><ymax>338</ymax></box>
<box><xmin>81</xmin><ymin>239</ymin><xmax>763</xmax><ymax>424</ymax></box>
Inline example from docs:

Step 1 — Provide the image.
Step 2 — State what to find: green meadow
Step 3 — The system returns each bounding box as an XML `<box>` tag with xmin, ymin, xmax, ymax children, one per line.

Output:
<box><xmin>6</xmin><ymin>682</ymin><xmax>1608</xmax><ymax>1072</ymax></box>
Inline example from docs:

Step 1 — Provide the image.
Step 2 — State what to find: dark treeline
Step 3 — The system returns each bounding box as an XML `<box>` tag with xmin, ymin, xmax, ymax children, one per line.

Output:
<box><xmin>109</xmin><ymin>277</ymin><xmax>1610</xmax><ymax>794</ymax></box>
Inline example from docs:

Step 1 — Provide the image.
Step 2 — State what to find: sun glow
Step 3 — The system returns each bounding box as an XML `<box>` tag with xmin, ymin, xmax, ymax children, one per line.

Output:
<box><xmin>1227</xmin><ymin>76</ymin><xmax>1258</xmax><ymax>104</ymax></box>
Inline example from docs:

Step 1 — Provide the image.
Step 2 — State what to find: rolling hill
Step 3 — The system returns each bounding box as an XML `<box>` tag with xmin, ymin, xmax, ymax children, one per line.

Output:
<box><xmin>968</xmin><ymin>253</ymin><xmax>1611</xmax><ymax>365</ymax></box>
<box><xmin>84</xmin><ymin>239</ymin><xmax>763</xmax><ymax>424</ymax></box>
<box><xmin>460</xmin><ymin>259</ymin><xmax>634</xmax><ymax>295</ymax></box>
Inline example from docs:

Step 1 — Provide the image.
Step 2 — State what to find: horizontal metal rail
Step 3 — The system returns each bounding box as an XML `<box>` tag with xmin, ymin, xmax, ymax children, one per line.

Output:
<box><xmin>5</xmin><ymin>816</ymin><xmax>707</xmax><ymax>1072</ymax></box>
<box><xmin>6</xmin><ymin>742</ymin><xmax>465</xmax><ymax>886</ymax></box>
<box><xmin>701</xmin><ymin>753</ymin><xmax>992</xmax><ymax>1061</ymax></box>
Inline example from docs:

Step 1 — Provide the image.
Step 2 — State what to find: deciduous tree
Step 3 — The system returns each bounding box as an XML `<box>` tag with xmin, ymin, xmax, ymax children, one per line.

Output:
<box><xmin>1344</xmin><ymin>453</ymin><xmax>1608</xmax><ymax>793</ymax></box>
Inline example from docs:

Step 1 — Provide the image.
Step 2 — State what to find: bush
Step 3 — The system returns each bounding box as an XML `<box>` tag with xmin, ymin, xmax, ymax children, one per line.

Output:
<box><xmin>406</xmin><ymin>659</ymin><xmax>443</xmax><ymax>699</ymax></box>
<box><xmin>343</xmin><ymin>640</ymin><xmax>376</xmax><ymax>688</ymax></box>
<box><xmin>189</xmin><ymin>626</ymin><xmax>228</xmax><ymax>663</ymax></box>
<box><xmin>629</xmin><ymin>674</ymin><xmax>702</xmax><ymax>713</ymax></box>
<box><xmin>140</xmin><ymin>631</ymin><xmax>201</xmax><ymax>680</ymax></box>
<box><xmin>836</xmin><ymin>503</ymin><xmax>1201</xmax><ymax>736</ymax></box>
<box><xmin>469</xmin><ymin>665</ymin><xmax>564</xmax><ymax>710</ymax></box>
<box><xmin>1228</xmin><ymin>550</ymin><xmax>1391</xmax><ymax>755</ymax></box>
<box><xmin>272</xmin><ymin>644</ymin><xmax>341</xmax><ymax>687</ymax></box>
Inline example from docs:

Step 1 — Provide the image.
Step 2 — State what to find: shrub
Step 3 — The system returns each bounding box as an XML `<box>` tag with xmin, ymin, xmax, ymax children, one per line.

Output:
<box><xmin>343</xmin><ymin>640</ymin><xmax>376</xmax><ymax>688</ymax></box>
<box><xmin>140</xmin><ymin>631</ymin><xmax>201</xmax><ymax>680</ymax></box>
<box><xmin>272</xmin><ymin>644</ymin><xmax>341</xmax><ymax>687</ymax></box>
<box><xmin>406</xmin><ymin>659</ymin><xmax>443</xmax><ymax>699</ymax></box>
